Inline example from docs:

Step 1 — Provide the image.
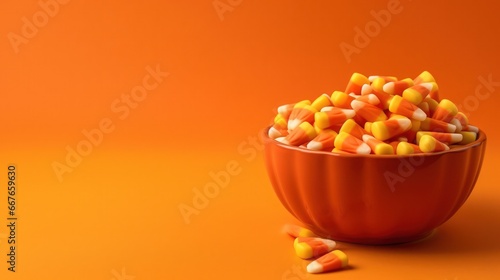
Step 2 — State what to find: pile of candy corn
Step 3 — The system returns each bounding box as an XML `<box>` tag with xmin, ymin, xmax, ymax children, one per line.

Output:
<box><xmin>268</xmin><ymin>71</ymin><xmax>479</xmax><ymax>155</ymax></box>
<box><xmin>284</xmin><ymin>224</ymin><xmax>348</xmax><ymax>274</ymax></box>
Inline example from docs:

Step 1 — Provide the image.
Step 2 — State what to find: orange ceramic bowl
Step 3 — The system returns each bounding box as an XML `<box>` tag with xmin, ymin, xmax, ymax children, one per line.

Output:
<box><xmin>262</xmin><ymin>127</ymin><xmax>487</xmax><ymax>244</ymax></box>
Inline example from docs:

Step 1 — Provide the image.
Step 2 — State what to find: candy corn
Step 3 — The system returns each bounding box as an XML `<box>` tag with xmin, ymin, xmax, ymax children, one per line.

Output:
<box><xmin>351</xmin><ymin>100</ymin><xmax>387</xmax><ymax>122</ymax></box>
<box><xmin>369</xmin><ymin>77</ymin><xmax>393</xmax><ymax>108</ymax></box>
<box><xmin>362</xmin><ymin>135</ymin><xmax>394</xmax><ymax>155</ymax></box>
<box><xmin>331</xmin><ymin>91</ymin><xmax>355</xmax><ymax>109</ymax></box>
<box><xmin>268</xmin><ymin>114</ymin><xmax>288</xmax><ymax>139</ymax></box>
<box><xmin>364</xmin><ymin>122</ymin><xmax>373</xmax><ymax>134</ymax></box>
<box><xmin>419</xmin><ymin>135</ymin><xmax>450</xmax><ymax>153</ymax></box>
<box><xmin>396</xmin><ymin>142</ymin><xmax>422</xmax><ymax>155</ymax></box>
<box><xmin>402</xmin><ymin>83</ymin><xmax>433</xmax><ymax>105</ymax></box>
<box><xmin>274</xmin><ymin>136</ymin><xmax>289</xmax><ymax>144</ymax></box>
<box><xmin>334</xmin><ymin>132</ymin><xmax>371</xmax><ymax>154</ymax></box>
<box><xmin>307</xmin><ymin>130</ymin><xmax>338</xmax><ymax>151</ymax></box>
<box><xmin>383</xmin><ymin>78</ymin><xmax>414</xmax><ymax>95</ymax></box>
<box><xmin>288</xmin><ymin>104</ymin><xmax>318</xmax><ymax>131</ymax></box>
<box><xmin>294</xmin><ymin>237</ymin><xmax>336</xmax><ymax>259</ymax></box>
<box><xmin>314</xmin><ymin>108</ymin><xmax>356</xmax><ymax>130</ymax></box>
<box><xmin>268</xmin><ymin>71</ymin><xmax>480</xmax><ymax>154</ymax></box>
<box><xmin>348</xmin><ymin>92</ymin><xmax>361</xmax><ymax>98</ymax></box>
<box><xmin>311</xmin><ymin>94</ymin><xmax>333</xmax><ymax>111</ymax></box>
<box><xmin>455</xmin><ymin>112</ymin><xmax>469</xmax><ymax>127</ymax></box>
<box><xmin>416</xmin><ymin>131</ymin><xmax>463</xmax><ymax>145</ymax></box>
<box><xmin>415</xmin><ymin>80</ymin><xmax>440</xmax><ymax>101</ymax></box>
<box><xmin>432</xmin><ymin>99</ymin><xmax>458</xmax><ymax>123</ymax></box>
<box><xmin>355</xmin><ymin>93</ymin><xmax>380</xmax><ymax>106</ymax></box>
<box><xmin>428</xmin><ymin>84</ymin><xmax>440</xmax><ymax>100</ymax></box>
<box><xmin>368</xmin><ymin>76</ymin><xmax>383</xmax><ymax>91</ymax></box>
<box><xmin>400</xmin><ymin>119</ymin><xmax>421</xmax><ymax>143</ymax></box>
<box><xmin>388</xmin><ymin>95</ymin><xmax>426</xmax><ymax>121</ymax></box>
<box><xmin>320</xmin><ymin>106</ymin><xmax>334</xmax><ymax>112</ymax></box>
<box><xmin>450</xmin><ymin>118</ymin><xmax>462</xmax><ymax>132</ymax></box>
<box><xmin>424</xmin><ymin>97</ymin><xmax>439</xmax><ymax>115</ymax></box>
<box><xmin>278</xmin><ymin>100</ymin><xmax>311</xmax><ymax>120</ymax></box>
<box><xmin>307</xmin><ymin>250</ymin><xmax>349</xmax><ymax>274</ymax></box>
<box><xmin>368</xmin><ymin>75</ymin><xmax>398</xmax><ymax>82</ymax></box>
<box><xmin>413</xmin><ymin>70</ymin><xmax>436</xmax><ymax>84</ymax></box>
<box><xmin>277</xmin><ymin>104</ymin><xmax>294</xmax><ymax>120</ymax></box>
<box><xmin>286</xmin><ymin>122</ymin><xmax>317</xmax><ymax>146</ymax></box>
<box><xmin>283</xmin><ymin>224</ymin><xmax>318</xmax><ymax>238</ymax></box>
<box><xmin>452</xmin><ymin>112</ymin><xmax>469</xmax><ymax>132</ymax></box>
<box><xmin>418</xmin><ymin>101</ymin><xmax>430</xmax><ymax>116</ymax></box>
<box><xmin>361</xmin><ymin>83</ymin><xmax>373</xmax><ymax>95</ymax></box>
<box><xmin>345</xmin><ymin>73</ymin><xmax>370</xmax><ymax>95</ymax></box>
<box><xmin>371</xmin><ymin>117</ymin><xmax>412</xmax><ymax>141</ymax></box>
<box><xmin>458</xmin><ymin>131</ymin><xmax>477</xmax><ymax>145</ymax></box>
<box><xmin>420</xmin><ymin>118</ymin><xmax>456</xmax><ymax>133</ymax></box>
<box><xmin>340</xmin><ymin>119</ymin><xmax>367</xmax><ymax>139</ymax></box>
<box><xmin>463</xmin><ymin>124</ymin><xmax>479</xmax><ymax>133</ymax></box>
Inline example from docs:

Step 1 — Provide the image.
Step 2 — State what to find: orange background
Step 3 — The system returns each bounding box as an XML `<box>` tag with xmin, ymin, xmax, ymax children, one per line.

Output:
<box><xmin>1</xmin><ymin>0</ymin><xmax>499</xmax><ymax>279</ymax></box>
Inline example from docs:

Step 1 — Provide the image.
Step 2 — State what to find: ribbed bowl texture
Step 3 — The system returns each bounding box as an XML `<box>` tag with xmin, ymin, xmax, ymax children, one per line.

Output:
<box><xmin>262</xmin><ymin>127</ymin><xmax>487</xmax><ymax>244</ymax></box>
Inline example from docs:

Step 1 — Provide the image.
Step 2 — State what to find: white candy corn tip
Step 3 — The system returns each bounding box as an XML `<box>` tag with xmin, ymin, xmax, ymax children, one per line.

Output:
<box><xmin>412</xmin><ymin>108</ymin><xmax>427</xmax><ymax>121</ymax></box>
<box><xmin>367</xmin><ymin>75</ymin><xmax>381</xmax><ymax>82</ymax></box>
<box><xmin>366</xmin><ymin>94</ymin><xmax>380</xmax><ymax>105</ymax></box>
<box><xmin>451</xmin><ymin>133</ymin><xmax>464</xmax><ymax>143</ymax></box>
<box><xmin>383</xmin><ymin>82</ymin><xmax>395</xmax><ymax>94</ymax></box>
<box><xmin>307</xmin><ymin>261</ymin><xmax>324</xmax><ymax>274</ymax></box>
<box><xmin>275</xmin><ymin>137</ymin><xmax>289</xmax><ymax>144</ymax></box>
<box><xmin>341</xmin><ymin>109</ymin><xmax>356</xmax><ymax>119</ymax></box>
<box><xmin>446</xmin><ymin>123</ymin><xmax>457</xmax><ymax>133</ymax></box>
<box><xmin>306</xmin><ymin>141</ymin><xmax>322</xmax><ymax>150</ymax></box>
<box><xmin>397</xmin><ymin>118</ymin><xmax>412</xmax><ymax>130</ymax></box>
<box><xmin>419</xmin><ymin>82</ymin><xmax>434</xmax><ymax>91</ymax></box>
<box><xmin>466</xmin><ymin>125</ymin><xmax>479</xmax><ymax>133</ymax></box>
<box><xmin>350</xmin><ymin>100</ymin><xmax>364</xmax><ymax>112</ymax></box>
<box><xmin>451</xmin><ymin>118</ymin><xmax>462</xmax><ymax>132</ymax></box>
<box><xmin>320</xmin><ymin>106</ymin><xmax>335</xmax><ymax>112</ymax></box>
<box><xmin>356</xmin><ymin>142</ymin><xmax>372</xmax><ymax>154</ymax></box>
<box><xmin>288</xmin><ymin>119</ymin><xmax>301</xmax><ymax>131</ymax></box>
<box><xmin>277</xmin><ymin>104</ymin><xmax>289</xmax><ymax>115</ymax></box>
<box><xmin>268</xmin><ymin>127</ymin><xmax>281</xmax><ymax>139</ymax></box>
<box><xmin>361</xmin><ymin>84</ymin><xmax>372</xmax><ymax>95</ymax></box>
<box><xmin>323</xmin><ymin>238</ymin><xmax>337</xmax><ymax>250</ymax></box>
<box><xmin>362</xmin><ymin>134</ymin><xmax>374</xmax><ymax>142</ymax></box>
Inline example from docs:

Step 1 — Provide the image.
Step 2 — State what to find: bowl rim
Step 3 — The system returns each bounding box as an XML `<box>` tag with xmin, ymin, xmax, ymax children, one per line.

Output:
<box><xmin>262</xmin><ymin>126</ymin><xmax>487</xmax><ymax>158</ymax></box>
